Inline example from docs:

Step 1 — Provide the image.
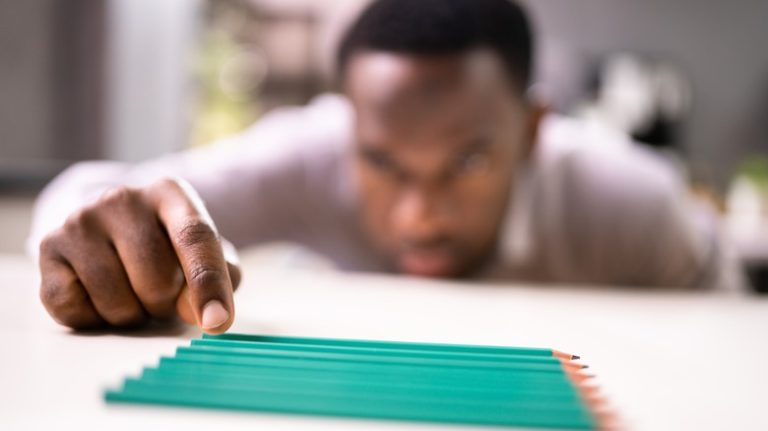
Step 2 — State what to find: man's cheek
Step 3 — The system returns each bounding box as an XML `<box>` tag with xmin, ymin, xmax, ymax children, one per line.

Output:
<box><xmin>361</xmin><ymin>197</ymin><xmax>397</xmax><ymax>250</ymax></box>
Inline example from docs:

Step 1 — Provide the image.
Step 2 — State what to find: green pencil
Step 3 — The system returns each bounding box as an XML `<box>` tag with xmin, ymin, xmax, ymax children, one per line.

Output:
<box><xmin>178</xmin><ymin>345</ymin><xmax>586</xmax><ymax>370</ymax></box>
<box><xmin>139</xmin><ymin>367</ymin><xmax>585</xmax><ymax>402</ymax></box>
<box><xmin>204</xmin><ymin>333</ymin><xmax>580</xmax><ymax>360</ymax></box>
<box><xmin>156</xmin><ymin>356</ymin><xmax>581</xmax><ymax>387</ymax></box>
<box><xmin>105</xmin><ymin>334</ymin><xmax>604</xmax><ymax>429</ymax></box>
<box><xmin>106</xmin><ymin>379</ymin><xmax>595</xmax><ymax>429</ymax></box>
<box><xmin>191</xmin><ymin>338</ymin><xmax>574</xmax><ymax>364</ymax></box>
<box><xmin>172</xmin><ymin>349</ymin><xmax>576</xmax><ymax>376</ymax></box>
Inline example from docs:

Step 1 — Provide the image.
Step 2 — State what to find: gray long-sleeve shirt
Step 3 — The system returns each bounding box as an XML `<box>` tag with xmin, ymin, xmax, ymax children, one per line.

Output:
<box><xmin>28</xmin><ymin>94</ymin><xmax>741</xmax><ymax>289</ymax></box>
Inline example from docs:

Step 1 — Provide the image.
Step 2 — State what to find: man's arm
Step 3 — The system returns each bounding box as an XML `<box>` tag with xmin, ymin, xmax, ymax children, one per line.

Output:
<box><xmin>29</xmin><ymin>94</ymin><xmax>352</xmax><ymax>256</ymax></box>
<box><xmin>29</xmin><ymin>94</ymin><xmax>353</xmax><ymax>330</ymax></box>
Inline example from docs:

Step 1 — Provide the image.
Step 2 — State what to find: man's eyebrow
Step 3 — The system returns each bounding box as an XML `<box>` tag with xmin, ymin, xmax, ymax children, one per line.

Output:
<box><xmin>357</xmin><ymin>145</ymin><xmax>396</xmax><ymax>165</ymax></box>
<box><xmin>357</xmin><ymin>142</ymin><xmax>388</xmax><ymax>154</ymax></box>
<box><xmin>458</xmin><ymin>135</ymin><xmax>493</xmax><ymax>153</ymax></box>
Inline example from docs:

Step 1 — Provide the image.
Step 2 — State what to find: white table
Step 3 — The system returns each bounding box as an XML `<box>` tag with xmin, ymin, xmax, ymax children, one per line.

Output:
<box><xmin>1</xmin><ymin>252</ymin><xmax>767</xmax><ymax>431</ymax></box>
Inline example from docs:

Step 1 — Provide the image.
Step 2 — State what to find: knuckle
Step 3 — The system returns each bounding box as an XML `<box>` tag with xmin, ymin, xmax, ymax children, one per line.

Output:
<box><xmin>188</xmin><ymin>265</ymin><xmax>226</xmax><ymax>290</ymax></box>
<box><xmin>99</xmin><ymin>185</ymin><xmax>139</xmax><ymax>208</ymax></box>
<box><xmin>39</xmin><ymin>277</ymin><xmax>79</xmax><ymax>321</ymax></box>
<box><xmin>62</xmin><ymin>207</ymin><xmax>96</xmax><ymax>235</ymax></box>
<box><xmin>39</xmin><ymin>231</ymin><xmax>62</xmax><ymax>257</ymax></box>
<box><xmin>174</xmin><ymin>217</ymin><xmax>218</xmax><ymax>249</ymax></box>
<box><xmin>38</xmin><ymin>278</ymin><xmax>60</xmax><ymax>310</ymax></box>
<box><xmin>152</xmin><ymin>177</ymin><xmax>183</xmax><ymax>194</ymax></box>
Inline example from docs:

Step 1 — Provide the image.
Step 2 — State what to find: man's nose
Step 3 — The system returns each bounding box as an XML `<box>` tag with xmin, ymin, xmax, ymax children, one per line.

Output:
<box><xmin>391</xmin><ymin>186</ymin><xmax>448</xmax><ymax>240</ymax></box>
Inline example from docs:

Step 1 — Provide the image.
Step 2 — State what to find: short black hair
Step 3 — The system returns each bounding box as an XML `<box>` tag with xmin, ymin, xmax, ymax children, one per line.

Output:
<box><xmin>337</xmin><ymin>0</ymin><xmax>534</xmax><ymax>93</ymax></box>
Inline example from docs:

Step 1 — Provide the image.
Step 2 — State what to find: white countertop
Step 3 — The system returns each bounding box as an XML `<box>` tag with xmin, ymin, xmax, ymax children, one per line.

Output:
<box><xmin>1</xmin><ymin>252</ymin><xmax>767</xmax><ymax>431</ymax></box>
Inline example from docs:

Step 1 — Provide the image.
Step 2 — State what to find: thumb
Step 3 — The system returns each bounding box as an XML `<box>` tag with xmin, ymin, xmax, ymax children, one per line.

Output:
<box><xmin>150</xmin><ymin>178</ymin><xmax>239</xmax><ymax>334</ymax></box>
<box><xmin>175</xmin><ymin>259</ymin><xmax>240</xmax><ymax>331</ymax></box>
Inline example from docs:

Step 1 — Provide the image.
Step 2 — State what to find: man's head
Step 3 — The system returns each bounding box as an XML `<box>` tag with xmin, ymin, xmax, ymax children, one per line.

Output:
<box><xmin>338</xmin><ymin>0</ymin><xmax>542</xmax><ymax>278</ymax></box>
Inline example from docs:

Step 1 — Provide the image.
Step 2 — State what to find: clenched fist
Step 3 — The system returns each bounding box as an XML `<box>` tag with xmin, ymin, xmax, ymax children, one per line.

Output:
<box><xmin>37</xmin><ymin>178</ymin><xmax>241</xmax><ymax>333</ymax></box>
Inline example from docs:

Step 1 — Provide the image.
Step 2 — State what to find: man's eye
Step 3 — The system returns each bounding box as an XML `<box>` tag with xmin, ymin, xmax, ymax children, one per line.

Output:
<box><xmin>456</xmin><ymin>151</ymin><xmax>490</xmax><ymax>174</ymax></box>
<box><xmin>362</xmin><ymin>150</ymin><xmax>396</xmax><ymax>172</ymax></box>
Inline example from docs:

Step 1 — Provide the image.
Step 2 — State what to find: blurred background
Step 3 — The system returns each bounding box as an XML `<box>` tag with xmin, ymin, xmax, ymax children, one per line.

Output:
<box><xmin>1</xmin><ymin>0</ymin><xmax>767</xmax><ymax>288</ymax></box>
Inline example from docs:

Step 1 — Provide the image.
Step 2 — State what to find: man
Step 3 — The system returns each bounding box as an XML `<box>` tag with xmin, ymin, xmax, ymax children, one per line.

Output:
<box><xmin>29</xmin><ymin>0</ymin><xmax>728</xmax><ymax>335</ymax></box>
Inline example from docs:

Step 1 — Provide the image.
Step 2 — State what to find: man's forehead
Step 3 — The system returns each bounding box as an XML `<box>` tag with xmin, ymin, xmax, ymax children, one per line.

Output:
<box><xmin>347</xmin><ymin>49</ymin><xmax>511</xmax><ymax>110</ymax></box>
<box><xmin>347</xmin><ymin>49</ymin><xmax>514</xmax><ymax>142</ymax></box>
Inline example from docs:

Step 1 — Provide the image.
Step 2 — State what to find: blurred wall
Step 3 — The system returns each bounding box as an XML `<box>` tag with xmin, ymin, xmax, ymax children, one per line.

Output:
<box><xmin>105</xmin><ymin>0</ymin><xmax>200</xmax><ymax>162</ymax></box>
<box><xmin>0</xmin><ymin>0</ymin><xmax>106</xmax><ymax>188</ymax></box>
<box><xmin>0</xmin><ymin>0</ymin><xmax>200</xmax><ymax>187</ymax></box>
<box><xmin>0</xmin><ymin>0</ymin><xmax>55</xmax><ymax>167</ymax></box>
<box><xmin>522</xmin><ymin>0</ymin><xmax>768</xmax><ymax>191</ymax></box>
<box><xmin>2</xmin><ymin>0</ymin><xmax>766</xmax><ymax>193</ymax></box>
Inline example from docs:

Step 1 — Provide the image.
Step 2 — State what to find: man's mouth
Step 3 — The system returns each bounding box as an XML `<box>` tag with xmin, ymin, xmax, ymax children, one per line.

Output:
<box><xmin>398</xmin><ymin>248</ymin><xmax>457</xmax><ymax>277</ymax></box>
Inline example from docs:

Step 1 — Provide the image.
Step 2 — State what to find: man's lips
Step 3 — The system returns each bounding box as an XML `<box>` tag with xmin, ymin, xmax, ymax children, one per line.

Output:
<box><xmin>398</xmin><ymin>249</ymin><xmax>456</xmax><ymax>277</ymax></box>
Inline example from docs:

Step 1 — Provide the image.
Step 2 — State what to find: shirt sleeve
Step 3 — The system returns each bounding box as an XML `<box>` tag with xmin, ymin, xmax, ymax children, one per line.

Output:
<box><xmin>27</xmin><ymin>94</ymin><xmax>354</xmax><ymax>261</ymax></box>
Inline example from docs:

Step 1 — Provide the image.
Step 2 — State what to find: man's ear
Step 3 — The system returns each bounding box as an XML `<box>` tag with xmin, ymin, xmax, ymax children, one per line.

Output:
<box><xmin>521</xmin><ymin>101</ymin><xmax>548</xmax><ymax>162</ymax></box>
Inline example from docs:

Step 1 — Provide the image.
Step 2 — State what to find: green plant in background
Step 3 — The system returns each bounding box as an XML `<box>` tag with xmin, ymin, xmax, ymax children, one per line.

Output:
<box><xmin>191</xmin><ymin>29</ymin><xmax>261</xmax><ymax>148</ymax></box>
<box><xmin>737</xmin><ymin>156</ymin><xmax>768</xmax><ymax>194</ymax></box>
<box><xmin>726</xmin><ymin>154</ymin><xmax>768</xmax><ymax>260</ymax></box>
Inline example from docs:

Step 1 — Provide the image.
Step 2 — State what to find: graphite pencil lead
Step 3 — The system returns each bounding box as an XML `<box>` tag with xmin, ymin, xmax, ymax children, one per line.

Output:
<box><xmin>552</xmin><ymin>349</ymin><xmax>578</xmax><ymax>360</ymax></box>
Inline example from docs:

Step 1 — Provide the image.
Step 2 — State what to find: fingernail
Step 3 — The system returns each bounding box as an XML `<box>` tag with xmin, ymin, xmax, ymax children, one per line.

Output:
<box><xmin>201</xmin><ymin>300</ymin><xmax>229</xmax><ymax>330</ymax></box>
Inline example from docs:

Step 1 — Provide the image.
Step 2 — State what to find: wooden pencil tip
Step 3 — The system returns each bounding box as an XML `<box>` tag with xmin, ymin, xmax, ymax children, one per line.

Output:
<box><xmin>552</xmin><ymin>349</ymin><xmax>579</xmax><ymax>360</ymax></box>
<box><xmin>561</xmin><ymin>361</ymin><xmax>589</xmax><ymax>370</ymax></box>
<box><xmin>576</xmin><ymin>384</ymin><xmax>601</xmax><ymax>395</ymax></box>
<box><xmin>567</xmin><ymin>372</ymin><xmax>596</xmax><ymax>383</ymax></box>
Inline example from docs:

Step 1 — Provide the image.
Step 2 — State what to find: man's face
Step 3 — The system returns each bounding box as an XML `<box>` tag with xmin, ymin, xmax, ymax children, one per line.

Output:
<box><xmin>345</xmin><ymin>50</ymin><xmax>536</xmax><ymax>278</ymax></box>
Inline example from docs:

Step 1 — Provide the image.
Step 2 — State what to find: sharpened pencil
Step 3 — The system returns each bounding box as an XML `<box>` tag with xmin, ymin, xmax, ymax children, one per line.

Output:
<box><xmin>203</xmin><ymin>333</ymin><xmax>581</xmax><ymax>360</ymax></box>
<box><xmin>105</xmin><ymin>333</ymin><xmax>609</xmax><ymax>430</ymax></box>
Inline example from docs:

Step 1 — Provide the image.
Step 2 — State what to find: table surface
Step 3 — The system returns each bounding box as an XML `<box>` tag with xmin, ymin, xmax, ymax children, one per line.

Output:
<box><xmin>1</xmin><ymin>252</ymin><xmax>767</xmax><ymax>431</ymax></box>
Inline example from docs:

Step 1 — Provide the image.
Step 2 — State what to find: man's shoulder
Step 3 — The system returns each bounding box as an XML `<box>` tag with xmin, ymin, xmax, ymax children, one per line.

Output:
<box><xmin>527</xmin><ymin>114</ymin><xmax>691</xmax><ymax>265</ymax></box>
<box><xmin>503</xmin><ymin>115</ymin><xmax>706</xmax><ymax>286</ymax></box>
<box><xmin>535</xmin><ymin>114</ymin><xmax>683</xmax><ymax>213</ymax></box>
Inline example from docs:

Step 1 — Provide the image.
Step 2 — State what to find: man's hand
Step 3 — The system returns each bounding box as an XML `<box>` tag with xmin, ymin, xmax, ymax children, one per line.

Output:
<box><xmin>38</xmin><ymin>178</ymin><xmax>241</xmax><ymax>334</ymax></box>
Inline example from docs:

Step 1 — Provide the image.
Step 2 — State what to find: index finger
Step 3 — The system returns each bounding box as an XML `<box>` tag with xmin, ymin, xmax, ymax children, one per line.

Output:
<box><xmin>148</xmin><ymin>178</ymin><xmax>234</xmax><ymax>333</ymax></box>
